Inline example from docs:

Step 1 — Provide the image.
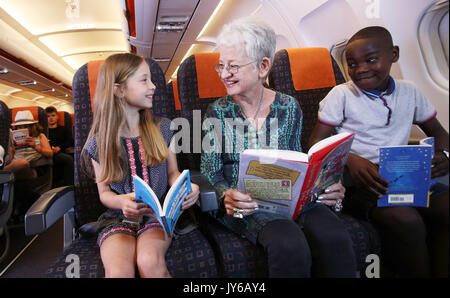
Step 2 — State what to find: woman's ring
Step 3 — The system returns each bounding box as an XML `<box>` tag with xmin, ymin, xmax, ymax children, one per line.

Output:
<box><xmin>232</xmin><ymin>207</ymin><xmax>244</xmax><ymax>218</ymax></box>
<box><xmin>334</xmin><ymin>199</ymin><xmax>343</xmax><ymax>212</ymax></box>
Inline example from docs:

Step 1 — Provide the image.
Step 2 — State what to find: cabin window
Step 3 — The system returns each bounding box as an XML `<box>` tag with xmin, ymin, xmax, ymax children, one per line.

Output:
<box><xmin>330</xmin><ymin>39</ymin><xmax>351</xmax><ymax>82</ymax></box>
<box><xmin>418</xmin><ymin>0</ymin><xmax>449</xmax><ymax>91</ymax></box>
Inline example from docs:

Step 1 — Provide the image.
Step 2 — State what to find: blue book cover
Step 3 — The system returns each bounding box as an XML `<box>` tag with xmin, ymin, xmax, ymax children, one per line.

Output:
<box><xmin>378</xmin><ymin>145</ymin><xmax>433</xmax><ymax>207</ymax></box>
<box><xmin>133</xmin><ymin>170</ymin><xmax>192</xmax><ymax>237</ymax></box>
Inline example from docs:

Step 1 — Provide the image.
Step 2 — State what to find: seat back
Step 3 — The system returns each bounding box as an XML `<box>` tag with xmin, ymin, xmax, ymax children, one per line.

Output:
<box><xmin>176</xmin><ymin>53</ymin><xmax>227</xmax><ymax>171</ymax></box>
<box><xmin>0</xmin><ymin>101</ymin><xmax>11</xmax><ymax>165</ymax></box>
<box><xmin>145</xmin><ymin>58</ymin><xmax>176</xmax><ymax>120</ymax></box>
<box><xmin>166</xmin><ymin>80</ymin><xmax>181</xmax><ymax>119</ymax></box>
<box><xmin>56</xmin><ymin>110</ymin><xmax>74</xmax><ymax>150</ymax></box>
<box><xmin>72</xmin><ymin>57</ymin><xmax>174</xmax><ymax>227</ymax></box>
<box><xmin>268</xmin><ymin>47</ymin><xmax>346</xmax><ymax>150</ymax></box>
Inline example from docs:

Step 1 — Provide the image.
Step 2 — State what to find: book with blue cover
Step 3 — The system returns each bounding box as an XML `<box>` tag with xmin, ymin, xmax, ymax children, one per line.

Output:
<box><xmin>378</xmin><ymin>139</ymin><xmax>434</xmax><ymax>207</ymax></box>
<box><xmin>133</xmin><ymin>169</ymin><xmax>192</xmax><ymax>237</ymax></box>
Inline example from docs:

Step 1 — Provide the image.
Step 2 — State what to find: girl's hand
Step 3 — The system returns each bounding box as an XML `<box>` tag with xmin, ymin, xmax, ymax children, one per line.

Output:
<box><xmin>120</xmin><ymin>192</ymin><xmax>153</xmax><ymax>219</ymax></box>
<box><xmin>25</xmin><ymin>136</ymin><xmax>36</xmax><ymax>148</ymax></box>
<box><xmin>223</xmin><ymin>189</ymin><xmax>258</xmax><ymax>218</ymax></box>
<box><xmin>182</xmin><ymin>183</ymin><xmax>200</xmax><ymax>210</ymax></box>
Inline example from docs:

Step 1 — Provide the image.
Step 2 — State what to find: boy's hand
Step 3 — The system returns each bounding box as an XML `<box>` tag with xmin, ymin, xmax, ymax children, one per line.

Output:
<box><xmin>347</xmin><ymin>154</ymin><xmax>389</xmax><ymax>198</ymax></box>
<box><xmin>432</xmin><ymin>151</ymin><xmax>449</xmax><ymax>178</ymax></box>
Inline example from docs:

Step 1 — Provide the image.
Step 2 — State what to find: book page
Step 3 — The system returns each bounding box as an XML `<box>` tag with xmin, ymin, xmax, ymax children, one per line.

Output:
<box><xmin>162</xmin><ymin>170</ymin><xmax>192</xmax><ymax>236</ymax></box>
<box><xmin>12</xmin><ymin>128</ymin><xmax>29</xmax><ymax>147</ymax></box>
<box><xmin>307</xmin><ymin>132</ymin><xmax>353</xmax><ymax>160</ymax></box>
<box><xmin>133</xmin><ymin>175</ymin><xmax>163</xmax><ymax>224</ymax></box>
<box><xmin>238</xmin><ymin>153</ymin><xmax>309</xmax><ymax>218</ymax></box>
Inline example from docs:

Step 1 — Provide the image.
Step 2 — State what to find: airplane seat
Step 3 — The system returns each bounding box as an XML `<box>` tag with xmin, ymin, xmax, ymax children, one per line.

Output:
<box><xmin>27</xmin><ymin>58</ymin><xmax>218</xmax><ymax>278</ymax></box>
<box><xmin>177</xmin><ymin>52</ymin><xmax>268</xmax><ymax>277</ymax></box>
<box><xmin>10</xmin><ymin>106</ymin><xmax>53</xmax><ymax>211</ymax></box>
<box><xmin>166</xmin><ymin>80</ymin><xmax>181</xmax><ymax>119</ymax></box>
<box><xmin>0</xmin><ymin>100</ymin><xmax>15</xmax><ymax>264</ymax></box>
<box><xmin>145</xmin><ymin>58</ymin><xmax>177</xmax><ymax>120</ymax></box>
<box><xmin>269</xmin><ymin>47</ymin><xmax>382</xmax><ymax>274</ymax></box>
<box><xmin>51</xmin><ymin>110</ymin><xmax>75</xmax><ymax>187</ymax></box>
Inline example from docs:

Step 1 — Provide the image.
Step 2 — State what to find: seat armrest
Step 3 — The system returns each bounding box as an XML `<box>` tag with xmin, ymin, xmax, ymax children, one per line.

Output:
<box><xmin>0</xmin><ymin>170</ymin><xmax>15</xmax><ymax>223</ymax></box>
<box><xmin>0</xmin><ymin>170</ymin><xmax>14</xmax><ymax>184</ymax></box>
<box><xmin>190</xmin><ymin>171</ymin><xmax>218</xmax><ymax>212</ymax></box>
<box><xmin>25</xmin><ymin>185</ymin><xmax>74</xmax><ymax>236</ymax></box>
<box><xmin>29</xmin><ymin>156</ymin><xmax>53</xmax><ymax>167</ymax></box>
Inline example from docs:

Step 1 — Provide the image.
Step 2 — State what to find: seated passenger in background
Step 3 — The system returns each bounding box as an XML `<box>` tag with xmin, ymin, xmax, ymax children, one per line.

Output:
<box><xmin>309</xmin><ymin>26</ymin><xmax>449</xmax><ymax>277</ymax></box>
<box><xmin>201</xmin><ymin>17</ymin><xmax>356</xmax><ymax>277</ymax></box>
<box><xmin>45</xmin><ymin>106</ymin><xmax>74</xmax><ymax>186</ymax></box>
<box><xmin>5</xmin><ymin>110</ymin><xmax>53</xmax><ymax>180</ymax></box>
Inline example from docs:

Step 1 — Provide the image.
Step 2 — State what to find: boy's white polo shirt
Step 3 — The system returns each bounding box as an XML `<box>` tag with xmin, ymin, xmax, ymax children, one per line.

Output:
<box><xmin>318</xmin><ymin>79</ymin><xmax>436</xmax><ymax>164</ymax></box>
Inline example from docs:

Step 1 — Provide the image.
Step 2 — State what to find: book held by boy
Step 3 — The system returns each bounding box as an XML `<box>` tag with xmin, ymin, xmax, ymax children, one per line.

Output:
<box><xmin>237</xmin><ymin>132</ymin><xmax>355</xmax><ymax>220</ymax></box>
<box><xmin>133</xmin><ymin>169</ymin><xmax>192</xmax><ymax>237</ymax></box>
<box><xmin>378</xmin><ymin>137</ymin><xmax>434</xmax><ymax>207</ymax></box>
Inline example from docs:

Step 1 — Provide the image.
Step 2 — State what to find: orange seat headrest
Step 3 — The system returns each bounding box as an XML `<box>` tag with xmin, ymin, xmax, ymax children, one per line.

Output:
<box><xmin>285</xmin><ymin>48</ymin><xmax>336</xmax><ymax>91</ymax></box>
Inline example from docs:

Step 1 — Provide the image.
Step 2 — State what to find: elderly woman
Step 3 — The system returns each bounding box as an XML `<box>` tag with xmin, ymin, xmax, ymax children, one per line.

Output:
<box><xmin>200</xmin><ymin>18</ymin><xmax>356</xmax><ymax>277</ymax></box>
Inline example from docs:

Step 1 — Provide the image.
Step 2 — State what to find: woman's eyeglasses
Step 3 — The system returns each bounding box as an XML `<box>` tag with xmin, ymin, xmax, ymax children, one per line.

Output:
<box><xmin>214</xmin><ymin>61</ymin><xmax>255</xmax><ymax>74</ymax></box>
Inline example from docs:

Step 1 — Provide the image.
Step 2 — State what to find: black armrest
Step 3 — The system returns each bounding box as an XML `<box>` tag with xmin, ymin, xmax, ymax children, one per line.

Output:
<box><xmin>29</xmin><ymin>156</ymin><xmax>53</xmax><ymax>167</ymax></box>
<box><xmin>0</xmin><ymin>170</ymin><xmax>14</xmax><ymax>184</ymax></box>
<box><xmin>0</xmin><ymin>170</ymin><xmax>14</xmax><ymax>223</ymax></box>
<box><xmin>24</xmin><ymin>185</ymin><xmax>74</xmax><ymax>236</ymax></box>
<box><xmin>190</xmin><ymin>171</ymin><xmax>219</xmax><ymax>212</ymax></box>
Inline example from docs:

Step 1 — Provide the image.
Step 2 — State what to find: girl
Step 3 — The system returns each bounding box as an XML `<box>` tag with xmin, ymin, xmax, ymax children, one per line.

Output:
<box><xmin>81</xmin><ymin>53</ymin><xmax>199</xmax><ymax>278</ymax></box>
<box><xmin>5</xmin><ymin>110</ymin><xmax>53</xmax><ymax>180</ymax></box>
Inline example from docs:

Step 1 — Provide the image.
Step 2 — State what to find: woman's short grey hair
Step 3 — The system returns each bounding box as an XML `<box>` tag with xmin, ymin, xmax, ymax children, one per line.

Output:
<box><xmin>216</xmin><ymin>17</ymin><xmax>276</xmax><ymax>68</ymax></box>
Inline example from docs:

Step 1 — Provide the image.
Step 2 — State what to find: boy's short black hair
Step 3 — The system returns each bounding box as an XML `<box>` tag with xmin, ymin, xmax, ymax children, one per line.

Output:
<box><xmin>45</xmin><ymin>106</ymin><xmax>58</xmax><ymax>114</ymax></box>
<box><xmin>347</xmin><ymin>26</ymin><xmax>394</xmax><ymax>48</ymax></box>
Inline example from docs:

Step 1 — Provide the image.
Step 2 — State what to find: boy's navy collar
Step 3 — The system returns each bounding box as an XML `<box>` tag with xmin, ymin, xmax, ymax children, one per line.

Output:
<box><xmin>360</xmin><ymin>76</ymin><xmax>396</xmax><ymax>99</ymax></box>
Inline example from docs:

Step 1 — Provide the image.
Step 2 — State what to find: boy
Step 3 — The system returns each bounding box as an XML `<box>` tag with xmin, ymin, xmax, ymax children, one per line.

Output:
<box><xmin>45</xmin><ymin>106</ymin><xmax>74</xmax><ymax>186</ymax></box>
<box><xmin>309</xmin><ymin>26</ymin><xmax>448</xmax><ymax>277</ymax></box>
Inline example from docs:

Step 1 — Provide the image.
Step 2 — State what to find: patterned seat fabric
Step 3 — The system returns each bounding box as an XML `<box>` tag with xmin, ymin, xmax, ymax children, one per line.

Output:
<box><xmin>45</xmin><ymin>229</ymin><xmax>218</xmax><ymax>278</ymax></box>
<box><xmin>0</xmin><ymin>101</ymin><xmax>11</xmax><ymax>159</ymax></box>
<box><xmin>45</xmin><ymin>58</ymin><xmax>218</xmax><ymax>278</ymax></box>
<box><xmin>269</xmin><ymin>48</ymin><xmax>382</xmax><ymax>275</ymax></box>
<box><xmin>145</xmin><ymin>58</ymin><xmax>176</xmax><ymax>120</ymax></box>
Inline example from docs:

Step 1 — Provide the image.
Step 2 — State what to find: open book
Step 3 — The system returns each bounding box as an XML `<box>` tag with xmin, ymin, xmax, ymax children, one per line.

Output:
<box><xmin>133</xmin><ymin>169</ymin><xmax>192</xmax><ymax>237</ymax></box>
<box><xmin>12</xmin><ymin>128</ymin><xmax>29</xmax><ymax>147</ymax></box>
<box><xmin>378</xmin><ymin>137</ymin><xmax>434</xmax><ymax>207</ymax></box>
<box><xmin>238</xmin><ymin>132</ymin><xmax>355</xmax><ymax>220</ymax></box>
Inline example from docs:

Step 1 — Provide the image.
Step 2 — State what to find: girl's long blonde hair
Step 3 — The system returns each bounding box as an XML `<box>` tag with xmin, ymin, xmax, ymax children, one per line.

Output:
<box><xmin>82</xmin><ymin>53</ymin><xmax>168</xmax><ymax>184</ymax></box>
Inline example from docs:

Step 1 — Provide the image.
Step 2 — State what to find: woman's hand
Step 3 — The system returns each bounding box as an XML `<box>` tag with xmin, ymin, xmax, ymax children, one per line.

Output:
<box><xmin>182</xmin><ymin>183</ymin><xmax>200</xmax><ymax>210</ymax></box>
<box><xmin>120</xmin><ymin>192</ymin><xmax>153</xmax><ymax>219</ymax></box>
<box><xmin>223</xmin><ymin>189</ymin><xmax>258</xmax><ymax>218</ymax></box>
<box><xmin>316</xmin><ymin>183</ymin><xmax>345</xmax><ymax>210</ymax></box>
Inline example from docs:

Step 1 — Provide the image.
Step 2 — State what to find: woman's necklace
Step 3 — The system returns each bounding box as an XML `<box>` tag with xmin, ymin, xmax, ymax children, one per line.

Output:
<box><xmin>238</xmin><ymin>87</ymin><xmax>264</xmax><ymax>121</ymax></box>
